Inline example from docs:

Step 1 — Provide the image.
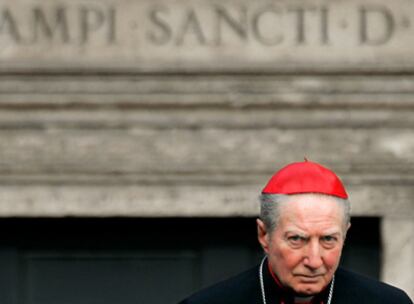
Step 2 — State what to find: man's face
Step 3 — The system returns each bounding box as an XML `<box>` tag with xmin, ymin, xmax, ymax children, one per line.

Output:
<box><xmin>257</xmin><ymin>194</ymin><xmax>348</xmax><ymax>295</ymax></box>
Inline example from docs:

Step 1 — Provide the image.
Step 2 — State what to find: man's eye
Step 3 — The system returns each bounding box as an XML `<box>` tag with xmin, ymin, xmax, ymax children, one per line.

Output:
<box><xmin>288</xmin><ymin>235</ymin><xmax>305</xmax><ymax>245</ymax></box>
<box><xmin>321</xmin><ymin>236</ymin><xmax>337</xmax><ymax>243</ymax></box>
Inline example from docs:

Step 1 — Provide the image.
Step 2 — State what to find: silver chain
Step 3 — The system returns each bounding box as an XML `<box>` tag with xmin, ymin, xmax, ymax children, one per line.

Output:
<box><xmin>326</xmin><ymin>275</ymin><xmax>335</xmax><ymax>304</ymax></box>
<box><xmin>259</xmin><ymin>256</ymin><xmax>335</xmax><ymax>304</ymax></box>
<box><xmin>259</xmin><ymin>256</ymin><xmax>268</xmax><ymax>304</ymax></box>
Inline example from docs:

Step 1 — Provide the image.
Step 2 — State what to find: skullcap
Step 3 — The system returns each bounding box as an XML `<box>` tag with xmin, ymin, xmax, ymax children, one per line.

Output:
<box><xmin>262</xmin><ymin>160</ymin><xmax>348</xmax><ymax>199</ymax></box>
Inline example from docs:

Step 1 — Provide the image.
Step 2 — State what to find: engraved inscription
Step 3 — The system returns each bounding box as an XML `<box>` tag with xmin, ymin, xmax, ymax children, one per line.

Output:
<box><xmin>145</xmin><ymin>5</ymin><xmax>333</xmax><ymax>46</ymax></box>
<box><xmin>0</xmin><ymin>6</ymin><xmax>116</xmax><ymax>45</ymax></box>
<box><xmin>0</xmin><ymin>3</ymin><xmax>404</xmax><ymax>47</ymax></box>
<box><xmin>0</xmin><ymin>0</ymin><xmax>413</xmax><ymax>70</ymax></box>
<box><xmin>143</xmin><ymin>4</ymin><xmax>404</xmax><ymax>47</ymax></box>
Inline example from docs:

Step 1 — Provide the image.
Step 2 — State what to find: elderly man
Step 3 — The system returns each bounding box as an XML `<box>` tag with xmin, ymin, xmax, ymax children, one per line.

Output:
<box><xmin>178</xmin><ymin>161</ymin><xmax>413</xmax><ymax>304</ymax></box>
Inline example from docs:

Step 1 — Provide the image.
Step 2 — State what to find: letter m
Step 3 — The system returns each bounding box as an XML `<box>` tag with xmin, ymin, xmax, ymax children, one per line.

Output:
<box><xmin>32</xmin><ymin>7</ymin><xmax>69</xmax><ymax>42</ymax></box>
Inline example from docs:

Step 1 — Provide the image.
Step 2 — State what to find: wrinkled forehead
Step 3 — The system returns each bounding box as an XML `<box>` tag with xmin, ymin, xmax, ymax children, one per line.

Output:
<box><xmin>278</xmin><ymin>193</ymin><xmax>346</xmax><ymax>227</ymax></box>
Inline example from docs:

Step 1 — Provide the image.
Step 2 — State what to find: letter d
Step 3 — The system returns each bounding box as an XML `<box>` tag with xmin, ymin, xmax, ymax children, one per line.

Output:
<box><xmin>359</xmin><ymin>5</ymin><xmax>394</xmax><ymax>45</ymax></box>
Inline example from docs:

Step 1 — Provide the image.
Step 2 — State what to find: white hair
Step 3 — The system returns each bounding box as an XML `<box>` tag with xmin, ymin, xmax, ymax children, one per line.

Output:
<box><xmin>259</xmin><ymin>193</ymin><xmax>351</xmax><ymax>233</ymax></box>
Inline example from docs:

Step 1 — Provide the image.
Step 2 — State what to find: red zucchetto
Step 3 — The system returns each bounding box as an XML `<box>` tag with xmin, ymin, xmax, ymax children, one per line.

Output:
<box><xmin>262</xmin><ymin>160</ymin><xmax>348</xmax><ymax>199</ymax></box>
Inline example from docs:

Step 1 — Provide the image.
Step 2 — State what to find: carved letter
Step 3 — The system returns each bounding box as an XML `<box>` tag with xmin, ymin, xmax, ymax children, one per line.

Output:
<box><xmin>214</xmin><ymin>5</ymin><xmax>247</xmax><ymax>45</ymax></box>
<box><xmin>80</xmin><ymin>6</ymin><xmax>105</xmax><ymax>44</ymax></box>
<box><xmin>320</xmin><ymin>7</ymin><xmax>330</xmax><ymax>45</ymax></box>
<box><xmin>288</xmin><ymin>7</ymin><xmax>316</xmax><ymax>45</ymax></box>
<box><xmin>0</xmin><ymin>9</ymin><xmax>21</xmax><ymax>42</ymax></box>
<box><xmin>360</xmin><ymin>6</ymin><xmax>394</xmax><ymax>45</ymax></box>
<box><xmin>252</xmin><ymin>5</ymin><xmax>283</xmax><ymax>46</ymax></box>
<box><xmin>107</xmin><ymin>7</ymin><xmax>116</xmax><ymax>44</ymax></box>
<box><xmin>32</xmin><ymin>7</ymin><xmax>70</xmax><ymax>43</ymax></box>
<box><xmin>146</xmin><ymin>6</ymin><xmax>172</xmax><ymax>45</ymax></box>
<box><xmin>175</xmin><ymin>9</ymin><xmax>206</xmax><ymax>46</ymax></box>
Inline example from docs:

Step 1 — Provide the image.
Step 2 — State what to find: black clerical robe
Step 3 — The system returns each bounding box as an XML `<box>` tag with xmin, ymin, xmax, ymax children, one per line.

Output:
<box><xmin>178</xmin><ymin>262</ymin><xmax>413</xmax><ymax>304</ymax></box>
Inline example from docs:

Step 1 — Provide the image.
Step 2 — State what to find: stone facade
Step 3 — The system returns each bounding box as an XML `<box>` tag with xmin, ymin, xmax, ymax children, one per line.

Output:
<box><xmin>0</xmin><ymin>0</ymin><xmax>413</xmax><ymax>300</ymax></box>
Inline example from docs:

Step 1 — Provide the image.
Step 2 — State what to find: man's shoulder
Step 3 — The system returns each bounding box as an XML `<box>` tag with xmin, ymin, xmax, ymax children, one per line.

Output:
<box><xmin>177</xmin><ymin>266</ymin><xmax>260</xmax><ymax>304</ymax></box>
<box><xmin>335</xmin><ymin>268</ymin><xmax>413</xmax><ymax>303</ymax></box>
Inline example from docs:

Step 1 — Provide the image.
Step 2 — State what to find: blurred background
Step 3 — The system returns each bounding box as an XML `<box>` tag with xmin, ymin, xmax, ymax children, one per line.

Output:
<box><xmin>0</xmin><ymin>0</ymin><xmax>413</xmax><ymax>303</ymax></box>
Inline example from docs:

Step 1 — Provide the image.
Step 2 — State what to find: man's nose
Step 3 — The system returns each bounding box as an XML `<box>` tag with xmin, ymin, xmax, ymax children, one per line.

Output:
<box><xmin>303</xmin><ymin>241</ymin><xmax>323</xmax><ymax>269</ymax></box>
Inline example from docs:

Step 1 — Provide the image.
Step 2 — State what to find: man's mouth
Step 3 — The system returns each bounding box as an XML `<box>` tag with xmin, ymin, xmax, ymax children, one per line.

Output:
<box><xmin>295</xmin><ymin>274</ymin><xmax>324</xmax><ymax>282</ymax></box>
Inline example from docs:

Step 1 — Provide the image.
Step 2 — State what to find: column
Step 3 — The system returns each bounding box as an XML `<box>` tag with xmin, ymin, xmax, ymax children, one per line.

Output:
<box><xmin>381</xmin><ymin>217</ymin><xmax>414</xmax><ymax>301</ymax></box>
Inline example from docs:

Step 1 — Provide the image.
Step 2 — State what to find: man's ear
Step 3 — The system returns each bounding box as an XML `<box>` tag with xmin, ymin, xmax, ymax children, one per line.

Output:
<box><xmin>257</xmin><ymin>219</ymin><xmax>270</xmax><ymax>254</ymax></box>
